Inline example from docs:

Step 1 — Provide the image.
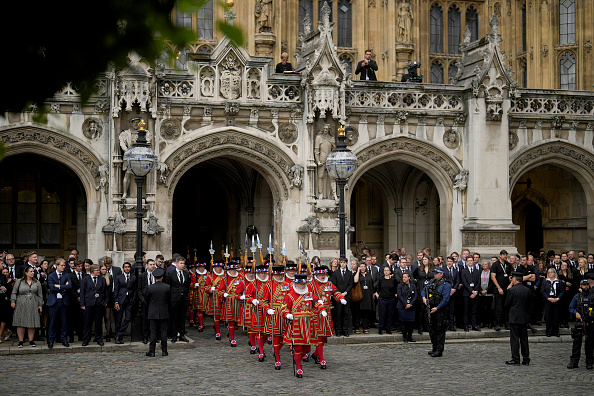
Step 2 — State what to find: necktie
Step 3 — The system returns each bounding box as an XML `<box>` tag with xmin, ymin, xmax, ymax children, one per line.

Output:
<box><xmin>178</xmin><ymin>271</ymin><xmax>183</xmax><ymax>283</ymax></box>
<box><xmin>342</xmin><ymin>270</ymin><xmax>345</xmax><ymax>276</ymax></box>
<box><xmin>126</xmin><ymin>275</ymin><xmax>129</xmax><ymax>285</ymax></box>
<box><xmin>58</xmin><ymin>273</ymin><xmax>62</xmax><ymax>282</ymax></box>
<box><xmin>77</xmin><ymin>272</ymin><xmax>81</xmax><ymax>282</ymax></box>
<box><xmin>9</xmin><ymin>268</ymin><xmax>13</xmax><ymax>279</ymax></box>
<box><xmin>150</xmin><ymin>273</ymin><xmax>154</xmax><ymax>285</ymax></box>
<box><xmin>470</xmin><ymin>268</ymin><xmax>472</xmax><ymax>275</ymax></box>
<box><xmin>93</xmin><ymin>277</ymin><xmax>97</xmax><ymax>286</ymax></box>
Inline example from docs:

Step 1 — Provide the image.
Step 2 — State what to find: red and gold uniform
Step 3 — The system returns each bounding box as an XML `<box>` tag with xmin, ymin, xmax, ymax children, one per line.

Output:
<box><xmin>311</xmin><ymin>265</ymin><xmax>345</xmax><ymax>368</ymax></box>
<box><xmin>235</xmin><ymin>262</ymin><xmax>257</xmax><ymax>354</ymax></box>
<box><xmin>242</xmin><ymin>264</ymin><xmax>268</xmax><ymax>359</ymax></box>
<box><xmin>217</xmin><ymin>262</ymin><xmax>242</xmax><ymax>346</ymax></box>
<box><xmin>191</xmin><ymin>266</ymin><xmax>211</xmax><ymax>331</ymax></box>
<box><xmin>205</xmin><ymin>263</ymin><xmax>225</xmax><ymax>340</ymax></box>
<box><xmin>281</xmin><ymin>274</ymin><xmax>325</xmax><ymax>378</ymax></box>
<box><xmin>261</xmin><ymin>265</ymin><xmax>291</xmax><ymax>369</ymax></box>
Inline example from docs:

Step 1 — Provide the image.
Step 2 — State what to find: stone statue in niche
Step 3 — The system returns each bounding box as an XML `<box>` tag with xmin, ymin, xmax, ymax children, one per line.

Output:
<box><xmin>397</xmin><ymin>1</ymin><xmax>414</xmax><ymax>43</ymax></box>
<box><xmin>314</xmin><ymin>123</ymin><xmax>336</xmax><ymax>200</ymax></box>
<box><xmin>453</xmin><ymin>169</ymin><xmax>469</xmax><ymax>191</ymax></box>
<box><xmin>119</xmin><ymin>117</ymin><xmax>152</xmax><ymax>199</ymax></box>
<box><xmin>255</xmin><ymin>0</ymin><xmax>273</xmax><ymax>33</ymax></box>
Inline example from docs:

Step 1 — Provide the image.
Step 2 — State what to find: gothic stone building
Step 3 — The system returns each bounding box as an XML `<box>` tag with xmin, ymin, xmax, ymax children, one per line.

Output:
<box><xmin>1</xmin><ymin>3</ymin><xmax>593</xmax><ymax>264</ymax></box>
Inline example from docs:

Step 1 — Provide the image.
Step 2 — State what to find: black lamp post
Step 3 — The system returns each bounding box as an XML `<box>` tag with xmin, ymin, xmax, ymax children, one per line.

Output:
<box><xmin>123</xmin><ymin>119</ymin><xmax>157</xmax><ymax>274</ymax></box>
<box><xmin>326</xmin><ymin>126</ymin><xmax>358</xmax><ymax>259</ymax></box>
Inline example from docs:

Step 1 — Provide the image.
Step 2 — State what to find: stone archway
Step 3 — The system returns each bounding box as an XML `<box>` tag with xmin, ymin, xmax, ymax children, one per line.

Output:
<box><xmin>510</xmin><ymin>142</ymin><xmax>594</xmax><ymax>252</ymax></box>
<box><xmin>350</xmin><ymin>136</ymin><xmax>461</xmax><ymax>256</ymax></box>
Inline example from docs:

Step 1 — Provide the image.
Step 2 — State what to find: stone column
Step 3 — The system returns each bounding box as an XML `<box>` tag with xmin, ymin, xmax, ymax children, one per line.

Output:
<box><xmin>255</xmin><ymin>33</ymin><xmax>276</xmax><ymax>57</ymax></box>
<box><xmin>394</xmin><ymin>43</ymin><xmax>414</xmax><ymax>82</ymax></box>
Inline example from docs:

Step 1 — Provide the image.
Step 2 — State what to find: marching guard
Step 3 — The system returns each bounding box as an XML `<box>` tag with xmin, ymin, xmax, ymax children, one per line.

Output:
<box><xmin>236</xmin><ymin>258</ymin><xmax>259</xmax><ymax>354</ymax></box>
<box><xmin>193</xmin><ymin>262</ymin><xmax>211</xmax><ymax>332</ymax></box>
<box><xmin>217</xmin><ymin>259</ymin><xmax>242</xmax><ymax>346</ymax></box>
<box><xmin>311</xmin><ymin>265</ymin><xmax>347</xmax><ymax>369</ymax></box>
<box><xmin>206</xmin><ymin>261</ymin><xmax>225</xmax><ymax>340</ymax></box>
<box><xmin>188</xmin><ymin>264</ymin><xmax>199</xmax><ymax>327</ymax></box>
<box><xmin>281</xmin><ymin>272</ymin><xmax>326</xmax><ymax>378</ymax></box>
<box><xmin>262</xmin><ymin>263</ymin><xmax>291</xmax><ymax>369</ymax></box>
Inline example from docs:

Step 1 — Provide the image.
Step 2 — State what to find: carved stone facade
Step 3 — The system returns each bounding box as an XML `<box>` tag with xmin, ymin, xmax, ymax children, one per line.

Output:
<box><xmin>1</xmin><ymin>11</ymin><xmax>594</xmax><ymax>264</ymax></box>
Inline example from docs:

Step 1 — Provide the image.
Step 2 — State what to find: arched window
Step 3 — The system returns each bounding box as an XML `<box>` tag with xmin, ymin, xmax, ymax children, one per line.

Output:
<box><xmin>448</xmin><ymin>6</ymin><xmax>461</xmax><ymax>54</ymax></box>
<box><xmin>448</xmin><ymin>62</ymin><xmax>458</xmax><ymax>83</ymax></box>
<box><xmin>339</xmin><ymin>53</ymin><xmax>353</xmax><ymax>75</ymax></box>
<box><xmin>431</xmin><ymin>61</ymin><xmax>444</xmax><ymax>84</ymax></box>
<box><xmin>319</xmin><ymin>0</ymin><xmax>333</xmax><ymax>23</ymax></box>
<box><xmin>176</xmin><ymin>6</ymin><xmax>192</xmax><ymax>29</ymax></box>
<box><xmin>559</xmin><ymin>0</ymin><xmax>575</xmax><ymax>45</ymax></box>
<box><xmin>197</xmin><ymin>0</ymin><xmax>214</xmax><ymax>40</ymax></box>
<box><xmin>430</xmin><ymin>4</ymin><xmax>444</xmax><ymax>53</ymax></box>
<box><xmin>338</xmin><ymin>0</ymin><xmax>352</xmax><ymax>47</ymax></box>
<box><xmin>560</xmin><ymin>52</ymin><xmax>576</xmax><ymax>90</ymax></box>
<box><xmin>299</xmin><ymin>0</ymin><xmax>313</xmax><ymax>35</ymax></box>
<box><xmin>466</xmin><ymin>6</ymin><xmax>479</xmax><ymax>42</ymax></box>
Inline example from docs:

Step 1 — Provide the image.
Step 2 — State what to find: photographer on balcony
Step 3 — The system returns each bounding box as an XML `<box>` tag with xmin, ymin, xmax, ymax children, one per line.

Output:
<box><xmin>355</xmin><ymin>50</ymin><xmax>378</xmax><ymax>81</ymax></box>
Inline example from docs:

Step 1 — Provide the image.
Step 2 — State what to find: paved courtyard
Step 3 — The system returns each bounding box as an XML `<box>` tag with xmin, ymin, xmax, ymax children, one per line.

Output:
<box><xmin>2</xmin><ymin>324</ymin><xmax>593</xmax><ymax>395</ymax></box>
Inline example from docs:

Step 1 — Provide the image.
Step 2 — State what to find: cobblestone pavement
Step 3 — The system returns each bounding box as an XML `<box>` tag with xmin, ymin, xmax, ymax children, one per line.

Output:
<box><xmin>2</xmin><ymin>322</ymin><xmax>593</xmax><ymax>395</ymax></box>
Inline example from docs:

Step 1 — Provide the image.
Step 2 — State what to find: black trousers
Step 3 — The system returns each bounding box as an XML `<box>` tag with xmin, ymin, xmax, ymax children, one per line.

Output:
<box><xmin>68</xmin><ymin>303</ymin><xmax>84</xmax><ymax>340</ymax></box>
<box><xmin>83</xmin><ymin>304</ymin><xmax>104</xmax><ymax>342</ymax></box>
<box><xmin>544</xmin><ymin>301</ymin><xmax>560</xmax><ymax>336</ymax></box>
<box><xmin>493</xmin><ymin>291</ymin><xmax>509</xmax><ymax>325</ymax></box>
<box><xmin>141</xmin><ymin>301</ymin><xmax>150</xmax><ymax>338</ymax></box>
<box><xmin>463</xmin><ymin>296</ymin><xmax>478</xmax><ymax>327</ymax></box>
<box><xmin>429</xmin><ymin>308</ymin><xmax>448</xmax><ymax>353</ymax></box>
<box><xmin>447</xmin><ymin>293</ymin><xmax>456</xmax><ymax>327</ymax></box>
<box><xmin>171</xmin><ymin>299</ymin><xmax>188</xmax><ymax>336</ymax></box>
<box><xmin>115</xmin><ymin>301</ymin><xmax>133</xmax><ymax>339</ymax></box>
<box><xmin>335</xmin><ymin>299</ymin><xmax>350</xmax><ymax>335</ymax></box>
<box><xmin>509</xmin><ymin>323</ymin><xmax>529</xmax><ymax>362</ymax></box>
<box><xmin>570</xmin><ymin>324</ymin><xmax>594</xmax><ymax>366</ymax></box>
<box><xmin>378</xmin><ymin>297</ymin><xmax>395</xmax><ymax>330</ymax></box>
<box><xmin>149</xmin><ymin>319</ymin><xmax>168</xmax><ymax>352</ymax></box>
<box><xmin>478</xmin><ymin>295</ymin><xmax>493</xmax><ymax>326</ymax></box>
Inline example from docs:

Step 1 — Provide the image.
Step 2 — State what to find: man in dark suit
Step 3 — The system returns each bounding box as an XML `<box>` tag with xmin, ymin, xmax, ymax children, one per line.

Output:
<box><xmin>505</xmin><ymin>272</ymin><xmax>531</xmax><ymax>365</ymax></box>
<box><xmin>113</xmin><ymin>262</ymin><xmax>137</xmax><ymax>344</ymax></box>
<box><xmin>68</xmin><ymin>260</ymin><xmax>86</xmax><ymax>342</ymax></box>
<box><xmin>355</xmin><ymin>49</ymin><xmax>378</xmax><ymax>81</ymax></box>
<box><xmin>461</xmin><ymin>258</ymin><xmax>481</xmax><ymax>332</ymax></box>
<box><xmin>442</xmin><ymin>257</ymin><xmax>460</xmax><ymax>331</ymax></box>
<box><xmin>80</xmin><ymin>264</ymin><xmax>108</xmax><ymax>346</ymax></box>
<box><xmin>330</xmin><ymin>257</ymin><xmax>353</xmax><ymax>337</ymax></box>
<box><xmin>491</xmin><ymin>250</ymin><xmax>513</xmax><ymax>331</ymax></box>
<box><xmin>137</xmin><ymin>259</ymin><xmax>157</xmax><ymax>344</ymax></box>
<box><xmin>16</xmin><ymin>251</ymin><xmax>40</xmax><ymax>280</ymax></box>
<box><xmin>104</xmin><ymin>256</ymin><xmax>122</xmax><ymax>281</ymax></box>
<box><xmin>47</xmin><ymin>259</ymin><xmax>72</xmax><ymax>348</ymax></box>
<box><xmin>166</xmin><ymin>257</ymin><xmax>190</xmax><ymax>342</ymax></box>
<box><xmin>146</xmin><ymin>267</ymin><xmax>171</xmax><ymax>357</ymax></box>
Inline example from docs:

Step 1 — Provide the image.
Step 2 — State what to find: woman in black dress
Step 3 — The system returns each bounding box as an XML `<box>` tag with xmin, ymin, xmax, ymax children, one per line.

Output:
<box><xmin>374</xmin><ymin>266</ymin><xmax>397</xmax><ymax>334</ymax></box>
<box><xmin>557</xmin><ymin>262</ymin><xmax>575</xmax><ymax>328</ymax></box>
<box><xmin>0</xmin><ymin>267</ymin><xmax>15</xmax><ymax>342</ymax></box>
<box><xmin>100</xmin><ymin>264</ymin><xmax>114</xmax><ymax>341</ymax></box>
<box><xmin>541</xmin><ymin>268</ymin><xmax>564</xmax><ymax>337</ymax></box>
<box><xmin>397</xmin><ymin>272</ymin><xmax>417</xmax><ymax>343</ymax></box>
<box><xmin>415</xmin><ymin>255</ymin><xmax>433</xmax><ymax>335</ymax></box>
<box><xmin>353</xmin><ymin>263</ymin><xmax>376</xmax><ymax>334</ymax></box>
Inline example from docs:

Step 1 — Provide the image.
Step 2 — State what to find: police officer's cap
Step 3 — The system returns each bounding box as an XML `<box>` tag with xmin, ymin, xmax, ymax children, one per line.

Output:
<box><xmin>153</xmin><ymin>267</ymin><xmax>165</xmax><ymax>278</ymax></box>
<box><xmin>433</xmin><ymin>267</ymin><xmax>444</xmax><ymax>274</ymax></box>
<box><xmin>511</xmin><ymin>271</ymin><xmax>523</xmax><ymax>279</ymax></box>
<box><xmin>580</xmin><ymin>278</ymin><xmax>589</xmax><ymax>285</ymax></box>
<box><xmin>587</xmin><ymin>272</ymin><xmax>594</xmax><ymax>281</ymax></box>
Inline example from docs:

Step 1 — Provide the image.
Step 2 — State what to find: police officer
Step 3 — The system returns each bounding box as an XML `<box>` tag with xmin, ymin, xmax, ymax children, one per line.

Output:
<box><xmin>567</xmin><ymin>272</ymin><xmax>594</xmax><ymax>370</ymax></box>
<box><xmin>421</xmin><ymin>267</ymin><xmax>451</xmax><ymax>357</ymax></box>
<box><xmin>505</xmin><ymin>271</ymin><xmax>531</xmax><ymax>365</ymax></box>
<box><xmin>146</xmin><ymin>267</ymin><xmax>171</xmax><ymax>357</ymax></box>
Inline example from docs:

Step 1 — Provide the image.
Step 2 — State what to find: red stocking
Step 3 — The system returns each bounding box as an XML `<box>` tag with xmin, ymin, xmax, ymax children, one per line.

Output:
<box><xmin>197</xmin><ymin>312</ymin><xmax>204</xmax><ymax>327</ymax></box>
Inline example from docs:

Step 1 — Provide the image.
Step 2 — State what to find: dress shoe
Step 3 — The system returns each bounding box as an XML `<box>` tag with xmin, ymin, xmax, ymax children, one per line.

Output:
<box><xmin>343</xmin><ymin>332</ymin><xmax>349</xmax><ymax>337</ymax></box>
<box><xmin>250</xmin><ymin>348</ymin><xmax>257</xmax><ymax>354</ymax></box>
<box><xmin>312</xmin><ymin>354</ymin><xmax>320</xmax><ymax>364</ymax></box>
<box><xmin>179</xmin><ymin>336</ymin><xmax>189</xmax><ymax>342</ymax></box>
<box><xmin>567</xmin><ymin>363</ymin><xmax>578</xmax><ymax>369</ymax></box>
<box><xmin>320</xmin><ymin>363</ymin><xmax>327</xmax><ymax>370</ymax></box>
<box><xmin>522</xmin><ymin>359</ymin><xmax>530</xmax><ymax>366</ymax></box>
<box><xmin>418</xmin><ymin>329</ymin><xmax>423</xmax><ymax>335</ymax></box>
<box><xmin>506</xmin><ymin>360</ymin><xmax>520</xmax><ymax>365</ymax></box>
<box><xmin>162</xmin><ymin>351</ymin><xmax>169</xmax><ymax>356</ymax></box>
<box><xmin>171</xmin><ymin>336</ymin><xmax>178</xmax><ymax>343</ymax></box>
<box><xmin>296</xmin><ymin>369</ymin><xmax>303</xmax><ymax>378</ymax></box>
<box><xmin>198</xmin><ymin>326</ymin><xmax>204</xmax><ymax>332</ymax></box>
<box><xmin>274</xmin><ymin>362</ymin><xmax>281</xmax><ymax>370</ymax></box>
<box><xmin>472</xmin><ymin>326</ymin><xmax>481</xmax><ymax>332</ymax></box>
<box><xmin>431</xmin><ymin>352</ymin><xmax>442</xmax><ymax>357</ymax></box>
<box><xmin>62</xmin><ymin>341</ymin><xmax>70</xmax><ymax>347</ymax></box>
<box><xmin>494</xmin><ymin>325</ymin><xmax>501</xmax><ymax>331</ymax></box>
<box><xmin>146</xmin><ymin>351</ymin><xmax>155</xmax><ymax>357</ymax></box>
<box><xmin>82</xmin><ymin>341</ymin><xmax>89</xmax><ymax>346</ymax></box>
<box><xmin>428</xmin><ymin>350</ymin><xmax>435</xmax><ymax>355</ymax></box>
<box><xmin>378</xmin><ymin>329</ymin><xmax>383</xmax><ymax>335</ymax></box>
<box><xmin>69</xmin><ymin>336</ymin><xmax>74</xmax><ymax>343</ymax></box>
<box><xmin>587</xmin><ymin>364</ymin><xmax>593</xmax><ymax>370</ymax></box>
<box><xmin>47</xmin><ymin>342</ymin><xmax>54</xmax><ymax>349</ymax></box>
<box><xmin>105</xmin><ymin>337</ymin><xmax>111</xmax><ymax>342</ymax></box>
<box><xmin>115</xmin><ymin>339</ymin><xmax>124</xmax><ymax>344</ymax></box>
<box><xmin>97</xmin><ymin>340</ymin><xmax>104</xmax><ymax>346</ymax></box>
<box><xmin>464</xmin><ymin>326</ymin><xmax>469</xmax><ymax>332</ymax></box>
<box><xmin>408</xmin><ymin>337</ymin><xmax>416</xmax><ymax>342</ymax></box>
<box><xmin>142</xmin><ymin>337</ymin><xmax>148</xmax><ymax>344</ymax></box>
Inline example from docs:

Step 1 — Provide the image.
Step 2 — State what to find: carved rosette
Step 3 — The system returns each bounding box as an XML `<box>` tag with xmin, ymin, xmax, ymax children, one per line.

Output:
<box><xmin>160</xmin><ymin>118</ymin><xmax>182</xmax><ymax>140</ymax></box>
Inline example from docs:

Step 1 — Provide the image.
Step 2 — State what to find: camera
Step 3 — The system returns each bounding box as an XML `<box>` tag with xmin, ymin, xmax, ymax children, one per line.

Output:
<box><xmin>407</xmin><ymin>62</ymin><xmax>423</xmax><ymax>83</ymax></box>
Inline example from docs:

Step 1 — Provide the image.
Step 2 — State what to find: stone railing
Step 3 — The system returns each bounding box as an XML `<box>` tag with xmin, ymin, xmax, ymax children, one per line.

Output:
<box><xmin>510</xmin><ymin>89</ymin><xmax>594</xmax><ymax>117</ymax></box>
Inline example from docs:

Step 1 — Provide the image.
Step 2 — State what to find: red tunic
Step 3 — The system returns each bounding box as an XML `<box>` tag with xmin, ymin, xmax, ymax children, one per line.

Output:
<box><xmin>261</xmin><ymin>279</ymin><xmax>291</xmax><ymax>336</ymax></box>
<box><xmin>281</xmin><ymin>285</ymin><xmax>324</xmax><ymax>345</ymax></box>
<box><xmin>311</xmin><ymin>279</ymin><xmax>344</xmax><ymax>339</ymax></box>
<box><xmin>189</xmin><ymin>271</ymin><xmax>200</xmax><ymax>310</ymax></box>
<box><xmin>195</xmin><ymin>270</ymin><xmax>212</xmax><ymax>312</ymax></box>
<box><xmin>205</xmin><ymin>273</ymin><xmax>225</xmax><ymax>316</ymax></box>
<box><xmin>217</xmin><ymin>274</ymin><xmax>242</xmax><ymax>322</ymax></box>
<box><xmin>235</xmin><ymin>277</ymin><xmax>250</xmax><ymax>328</ymax></box>
<box><xmin>243</xmin><ymin>280</ymin><xmax>267</xmax><ymax>333</ymax></box>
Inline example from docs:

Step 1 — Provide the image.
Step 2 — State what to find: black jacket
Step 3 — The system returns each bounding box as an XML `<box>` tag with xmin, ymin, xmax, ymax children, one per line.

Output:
<box><xmin>460</xmin><ymin>267</ymin><xmax>481</xmax><ymax>297</ymax></box>
<box><xmin>113</xmin><ymin>273</ymin><xmax>137</xmax><ymax>305</ymax></box>
<box><xmin>330</xmin><ymin>268</ymin><xmax>354</xmax><ymax>299</ymax></box>
<box><xmin>505</xmin><ymin>283</ymin><xmax>531</xmax><ymax>324</ymax></box>
<box><xmin>166</xmin><ymin>269</ymin><xmax>191</xmax><ymax>303</ymax></box>
<box><xmin>355</xmin><ymin>59</ymin><xmax>378</xmax><ymax>81</ymax></box>
<box><xmin>146</xmin><ymin>281</ymin><xmax>171</xmax><ymax>320</ymax></box>
<box><xmin>80</xmin><ymin>275</ymin><xmax>108</xmax><ymax>307</ymax></box>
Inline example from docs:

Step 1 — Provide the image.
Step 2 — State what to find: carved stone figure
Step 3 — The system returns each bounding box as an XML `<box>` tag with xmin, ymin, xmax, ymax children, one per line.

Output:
<box><xmin>443</xmin><ymin>129</ymin><xmax>460</xmax><ymax>149</ymax></box>
<box><xmin>82</xmin><ymin>118</ymin><xmax>103</xmax><ymax>139</ymax></box>
<box><xmin>397</xmin><ymin>1</ymin><xmax>414</xmax><ymax>43</ymax></box>
<box><xmin>314</xmin><ymin>123</ymin><xmax>336</xmax><ymax>200</ymax></box>
<box><xmin>144</xmin><ymin>214</ymin><xmax>165</xmax><ymax>235</ymax></box>
<box><xmin>289</xmin><ymin>164</ymin><xmax>304</xmax><ymax>188</ymax></box>
<box><xmin>278</xmin><ymin>123</ymin><xmax>298</xmax><ymax>144</ymax></box>
<box><xmin>95</xmin><ymin>164</ymin><xmax>109</xmax><ymax>194</ymax></box>
<box><xmin>220</xmin><ymin>53</ymin><xmax>241</xmax><ymax>100</ymax></box>
<box><xmin>454</xmin><ymin>169</ymin><xmax>469</xmax><ymax>191</ymax></box>
<box><xmin>156</xmin><ymin>161</ymin><xmax>169</xmax><ymax>184</ymax></box>
<box><xmin>255</xmin><ymin>0</ymin><xmax>273</xmax><ymax>33</ymax></box>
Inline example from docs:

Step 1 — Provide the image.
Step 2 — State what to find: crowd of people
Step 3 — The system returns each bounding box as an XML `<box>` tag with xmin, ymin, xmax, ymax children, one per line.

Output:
<box><xmin>1</xmin><ymin>245</ymin><xmax>593</xmax><ymax>372</ymax></box>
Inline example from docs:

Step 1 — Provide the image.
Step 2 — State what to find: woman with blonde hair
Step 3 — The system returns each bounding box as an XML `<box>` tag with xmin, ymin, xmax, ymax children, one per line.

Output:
<box><xmin>541</xmin><ymin>268</ymin><xmax>564</xmax><ymax>337</ymax></box>
<box><xmin>100</xmin><ymin>264</ymin><xmax>114</xmax><ymax>341</ymax></box>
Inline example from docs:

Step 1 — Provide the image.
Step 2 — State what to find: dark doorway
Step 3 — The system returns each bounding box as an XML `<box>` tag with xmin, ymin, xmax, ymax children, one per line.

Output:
<box><xmin>524</xmin><ymin>201</ymin><xmax>543</xmax><ymax>256</ymax></box>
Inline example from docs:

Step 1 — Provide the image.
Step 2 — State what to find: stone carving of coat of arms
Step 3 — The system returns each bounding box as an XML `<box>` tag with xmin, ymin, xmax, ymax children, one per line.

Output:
<box><xmin>220</xmin><ymin>53</ymin><xmax>242</xmax><ymax>100</ymax></box>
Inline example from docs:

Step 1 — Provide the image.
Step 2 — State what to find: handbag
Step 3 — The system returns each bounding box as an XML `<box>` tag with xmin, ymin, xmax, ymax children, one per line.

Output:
<box><xmin>351</xmin><ymin>282</ymin><xmax>363</xmax><ymax>302</ymax></box>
